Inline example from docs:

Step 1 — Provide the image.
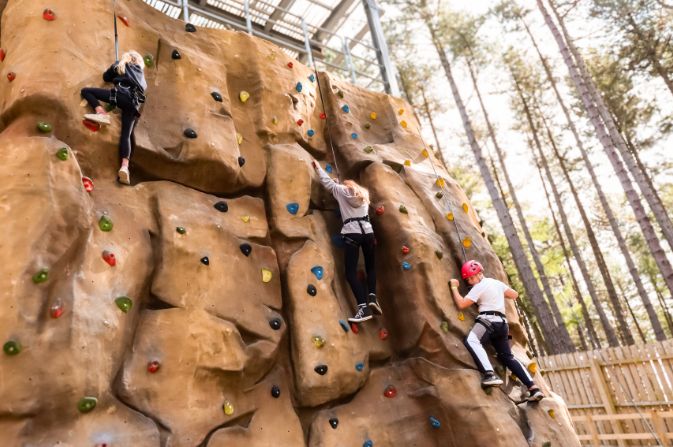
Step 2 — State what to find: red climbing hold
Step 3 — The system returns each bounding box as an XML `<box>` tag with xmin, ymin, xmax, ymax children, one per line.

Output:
<box><xmin>119</xmin><ymin>16</ymin><xmax>130</xmax><ymax>27</ymax></box>
<box><xmin>83</xmin><ymin>119</ymin><xmax>101</xmax><ymax>132</ymax></box>
<box><xmin>401</xmin><ymin>245</ymin><xmax>410</xmax><ymax>255</ymax></box>
<box><xmin>320</xmin><ymin>112</ymin><xmax>327</xmax><ymax>120</ymax></box>
<box><xmin>7</xmin><ymin>72</ymin><xmax>15</xmax><ymax>82</ymax></box>
<box><xmin>82</xmin><ymin>176</ymin><xmax>94</xmax><ymax>192</ymax></box>
<box><xmin>384</xmin><ymin>385</ymin><xmax>397</xmax><ymax>398</ymax></box>
<box><xmin>287</xmin><ymin>62</ymin><xmax>293</xmax><ymax>68</ymax></box>
<box><xmin>0</xmin><ymin>49</ymin><xmax>5</xmax><ymax>62</ymax></box>
<box><xmin>147</xmin><ymin>360</ymin><xmax>161</xmax><ymax>373</ymax></box>
<box><xmin>42</xmin><ymin>8</ymin><xmax>56</xmax><ymax>21</ymax></box>
<box><xmin>350</xmin><ymin>322</ymin><xmax>360</xmax><ymax>334</ymax></box>
<box><xmin>375</xmin><ymin>205</ymin><xmax>385</xmax><ymax>216</ymax></box>
<box><xmin>296</xmin><ymin>119</ymin><xmax>304</xmax><ymax>126</ymax></box>
<box><xmin>379</xmin><ymin>328</ymin><xmax>389</xmax><ymax>340</ymax></box>
<box><xmin>102</xmin><ymin>250</ymin><xmax>116</xmax><ymax>267</ymax></box>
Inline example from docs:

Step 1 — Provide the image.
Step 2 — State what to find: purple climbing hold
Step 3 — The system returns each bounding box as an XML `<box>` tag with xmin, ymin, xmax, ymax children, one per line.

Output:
<box><xmin>286</xmin><ymin>202</ymin><xmax>299</xmax><ymax>215</ymax></box>
<box><xmin>214</xmin><ymin>201</ymin><xmax>228</xmax><ymax>212</ymax></box>
<box><xmin>239</xmin><ymin>243</ymin><xmax>252</xmax><ymax>256</ymax></box>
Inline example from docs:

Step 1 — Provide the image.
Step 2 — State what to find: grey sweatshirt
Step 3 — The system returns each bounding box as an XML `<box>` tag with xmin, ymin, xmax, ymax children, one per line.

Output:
<box><xmin>316</xmin><ymin>165</ymin><xmax>373</xmax><ymax>234</ymax></box>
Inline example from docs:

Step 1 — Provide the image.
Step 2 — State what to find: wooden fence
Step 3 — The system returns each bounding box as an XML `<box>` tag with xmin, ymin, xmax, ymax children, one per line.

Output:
<box><xmin>538</xmin><ymin>339</ymin><xmax>673</xmax><ymax>446</ymax></box>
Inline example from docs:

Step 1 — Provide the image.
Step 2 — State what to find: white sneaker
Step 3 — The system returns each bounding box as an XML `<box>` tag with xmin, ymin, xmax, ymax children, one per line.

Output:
<box><xmin>84</xmin><ymin>113</ymin><xmax>111</xmax><ymax>125</ymax></box>
<box><xmin>118</xmin><ymin>166</ymin><xmax>130</xmax><ymax>185</ymax></box>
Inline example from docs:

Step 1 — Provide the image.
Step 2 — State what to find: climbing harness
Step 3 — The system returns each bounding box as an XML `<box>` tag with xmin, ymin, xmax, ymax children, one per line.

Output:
<box><xmin>308</xmin><ymin>58</ymin><xmax>340</xmax><ymax>180</ymax></box>
<box><xmin>343</xmin><ymin>215</ymin><xmax>370</xmax><ymax>233</ymax></box>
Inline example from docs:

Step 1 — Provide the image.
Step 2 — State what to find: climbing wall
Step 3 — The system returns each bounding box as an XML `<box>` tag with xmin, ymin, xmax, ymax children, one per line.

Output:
<box><xmin>0</xmin><ymin>1</ymin><xmax>580</xmax><ymax>446</ymax></box>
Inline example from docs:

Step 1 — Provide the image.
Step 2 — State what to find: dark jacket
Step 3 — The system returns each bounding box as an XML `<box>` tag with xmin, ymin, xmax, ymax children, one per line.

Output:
<box><xmin>103</xmin><ymin>63</ymin><xmax>147</xmax><ymax>113</ymax></box>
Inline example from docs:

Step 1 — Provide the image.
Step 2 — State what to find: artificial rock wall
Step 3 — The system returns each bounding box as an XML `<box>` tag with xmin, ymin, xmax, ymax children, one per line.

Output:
<box><xmin>0</xmin><ymin>0</ymin><xmax>580</xmax><ymax>446</ymax></box>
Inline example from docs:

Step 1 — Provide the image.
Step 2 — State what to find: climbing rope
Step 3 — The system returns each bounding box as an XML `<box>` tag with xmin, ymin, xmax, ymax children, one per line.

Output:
<box><xmin>308</xmin><ymin>58</ymin><xmax>341</xmax><ymax>180</ymax></box>
<box><xmin>112</xmin><ymin>0</ymin><xmax>119</xmax><ymax>62</ymax></box>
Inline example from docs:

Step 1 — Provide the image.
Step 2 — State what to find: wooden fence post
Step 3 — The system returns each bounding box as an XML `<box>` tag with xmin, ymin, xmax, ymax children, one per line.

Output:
<box><xmin>585</xmin><ymin>414</ymin><xmax>601</xmax><ymax>447</ymax></box>
<box><xmin>650</xmin><ymin>411</ymin><xmax>668</xmax><ymax>446</ymax></box>
<box><xmin>589</xmin><ymin>356</ymin><xmax>627</xmax><ymax>447</ymax></box>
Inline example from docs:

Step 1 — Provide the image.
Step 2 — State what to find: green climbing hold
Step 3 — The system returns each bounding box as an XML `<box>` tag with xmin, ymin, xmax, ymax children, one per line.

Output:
<box><xmin>541</xmin><ymin>443</ymin><xmax>551</xmax><ymax>447</ymax></box>
<box><xmin>176</xmin><ymin>226</ymin><xmax>186</xmax><ymax>234</ymax></box>
<box><xmin>440</xmin><ymin>321</ymin><xmax>449</xmax><ymax>333</ymax></box>
<box><xmin>363</xmin><ymin>146</ymin><xmax>374</xmax><ymax>154</ymax></box>
<box><xmin>311</xmin><ymin>335</ymin><xmax>325</xmax><ymax>348</ymax></box>
<box><xmin>77</xmin><ymin>396</ymin><xmax>97</xmax><ymax>413</ymax></box>
<box><xmin>3</xmin><ymin>340</ymin><xmax>21</xmax><ymax>356</ymax></box>
<box><xmin>435</xmin><ymin>250</ymin><xmax>443</xmax><ymax>260</ymax></box>
<box><xmin>37</xmin><ymin>121</ymin><xmax>52</xmax><ymax>133</ymax></box>
<box><xmin>398</xmin><ymin>204</ymin><xmax>408</xmax><ymax>214</ymax></box>
<box><xmin>143</xmin><ymin>54</ymin><xmax>154</xmax><ymax>67</ymax></box>
<box><xmin>115</xmin><ymin>296</ymin><xmax>133</xmax><ymax>313</ymax></box>
<box><xmin>98</xmin><ymin>215</ymin><xmax>113</xmax><ymax>232</ymax></box>
<box><xmin>32</xmin><ymin>268</ymin><xmax>49</xmax><ymax>284</ymax></box>
<box><xmin>56</xmin><ymin>147</ymin><xmax>69</xmax><ymax>161</ymax></box>
<box><xmin>435</xmin><ymin>191</ymin><xmax>443</xmax><ymax>199</ymax></box>
<box><xmin>364</xmin><ymin>122</ymin><xmax>371</xmax><ymax>130</ymax></box>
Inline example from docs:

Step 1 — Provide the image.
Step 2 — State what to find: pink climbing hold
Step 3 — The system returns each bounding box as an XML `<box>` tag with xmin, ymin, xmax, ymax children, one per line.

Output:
<box><xmin>102</xmin><ymin>250</ymin><xmax>116</xmax><ymax>267</ymax></box>
<box><xmin>42</xmin><ymin>8</ymin><xmax>56</xmax><ymax>21</ymax></box>
<box><xmin>83</xmin><ymin>119</ymin><xmax>100</xmax><ymax>132</ymax></box>
<box><xmin>82</xmin><ymin>176</ymin><xmax>94</xmax><ymax>192</ymax></box>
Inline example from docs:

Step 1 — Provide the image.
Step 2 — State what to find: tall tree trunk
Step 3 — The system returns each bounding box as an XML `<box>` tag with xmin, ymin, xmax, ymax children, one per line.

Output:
<box><xmin>467</xmin><ymin>57</ymin><xmax>574</xmax><ymax>348</ymax></box>
<box><xmin>511</xmin><ymin>69</ymin><xmax>620</xmax><ymax>347</ymax></box>
<box><xmin>537</xmin><ymin>0</ymin><xmax>673</xmax><ymax>303</ymax></box>
<box><xmin>519</xmin><ymin>16</ymin><xmax>666</xmax><ymax>340</ymax></box>
<box><xmin>617</xmin><ymin>281</ymin><xmax>647</xmax><ymax>343</ymax></box>
<box><xmin>649</xmin><ymin>270</ymin><xmax>673</xmax><ymax>336</ymax></box>
<box><xmin>539</xmin><ymin>113</ymin><xmax>634</xmax><ymax>345</ymax></box>
<box><xmin>420</xmin><ymin>86</ymin><xmax>443</xmax><ymax>155</ymax></box>
<box><xmin>428</xmin><ymin>26</ymin><xmax>571</xmax><ymax>353</ymax></box>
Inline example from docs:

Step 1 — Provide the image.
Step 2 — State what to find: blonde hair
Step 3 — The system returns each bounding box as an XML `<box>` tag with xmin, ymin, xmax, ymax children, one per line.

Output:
<box><xmin>343</xmin><ymin>180</ymin><xmax>370</xmax><ymax>206</ymax></box>
<box><xmin>116</xmin><ymin>51</ymin><xmax>144</xmax><ymax>75</ymax></box>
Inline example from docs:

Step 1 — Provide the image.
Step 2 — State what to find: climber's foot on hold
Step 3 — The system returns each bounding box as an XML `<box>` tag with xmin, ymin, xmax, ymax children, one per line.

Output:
<box><xmin>348</xmin><ymin>304</ymin><xmax>372</xmax><ymax>323</ymax></box>
<box><xmin>481</xmin><ymin>371</ymin><xmax>504</xmax><ymax>387</ymax></box>
<box><xmin>84</xmin><ymin>113</ymin><xmax>111</xmax><ymax>125</ymax></box>
<box><xmin>367</xmin><ymin>293</ymin><xmax>383</xmax><ymax>316</ymax></box>
<box><xmin>527</xmin><ymin>386</ymin><xmax>544</xmax><ymax>402</ymax></box>
<box><xmin>118</xmin><ymin>166</ymin><xmax>130</xmax><ymax>185</ymax></box>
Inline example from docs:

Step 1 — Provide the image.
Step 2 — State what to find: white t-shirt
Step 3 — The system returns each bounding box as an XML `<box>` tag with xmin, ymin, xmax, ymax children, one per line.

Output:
<box><xmin>465</xmin><ymin>277</ymin><xmax>509</xmax><ymax>314</ymax></box>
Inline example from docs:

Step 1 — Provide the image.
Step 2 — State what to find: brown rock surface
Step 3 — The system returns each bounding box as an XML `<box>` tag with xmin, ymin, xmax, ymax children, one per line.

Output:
<box><xmin>0</xmin><ymin>1</ymin><xmax>580</xmax><ymax>446</ymax></box>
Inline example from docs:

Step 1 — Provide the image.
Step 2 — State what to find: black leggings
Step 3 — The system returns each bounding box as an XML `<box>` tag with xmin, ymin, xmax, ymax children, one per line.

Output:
<box><xmin>343</xmin><ymin>232</ymin><xmax>376</xmax><ymax>306</ymax></box>
<box><xmin>81</xmin><ymin>87</ymin><xmax>138</xmax><ymax>160</ymax></box>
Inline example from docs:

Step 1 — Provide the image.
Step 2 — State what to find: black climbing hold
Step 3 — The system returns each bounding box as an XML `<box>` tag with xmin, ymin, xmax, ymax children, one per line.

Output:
<box><xmin>200</xmin><ymin>256</ymin><xmax>209</xmax><ymax>265</ymax></box>
<box><xmin>211</xmin><ymin>91</ymin><xmax>223</xmax><ymax>102</ymax></box>
<box><xmin>171</xmin><ymin>49</ymin><xmax>181</xmax><ymax>60</ymax></box>
<box><xmin>314</xmin><ymin>364</ymin><xmax>328</xmax><ymax>375</ymax></box>
<box><xmin>269</xmin><ymin>318</ymin><xmax>282</xmax><ymax>330</ymax></box>
<box><xmin>239</xmin><ymin>243</ymin><xmax>252</xmax><ymax>256</ymax></box>
<box><xmin>185</xmin><ymin>23</ymin><xmax>196</xmax><ymax>32</ymax></box>
<box><xmin>329</xmin><ymin>418</ymin><xmax>339</xmax><ymax>429</ymax></box>
<box><xmin>214</xmin><ymin>201</ymin><xmax>228</xmax><ymax>212</ymax></box>
<box><xmin>238</xmin><ymin>156</ymin><xmax>246</xmax><ymax>167</ymax></box>
<box><xmin>271</xmin><ymin>385</ymin><xmax>281</xmax><ymax>398</ymax></box>
<box><xmin>307</xmin><ymin>284</ymin><xmax>317</xmax><ymax>296</ymax></box>
<box><xmin>184</xmin><ymin>128</ymin><xmax>197</xmax><ymax>139</ymax></box>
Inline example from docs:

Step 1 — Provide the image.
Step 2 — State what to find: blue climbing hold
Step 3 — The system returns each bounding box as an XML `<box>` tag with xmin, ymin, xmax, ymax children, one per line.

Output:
<box><xmin>351</xmin><ymin>132</ymin><xmax>358</xmax><ymax>139</ymax></box>
<box><xmin>307</xmin><ymin>129</ymin><xmax>315</xmax><ymax>137</ymax></box>
<box><xmin>339</xmin><ymin>320</ymin><xmax>349</xmax><ymax>332</ymax></box>
<box><xmin>286</xmin><ymin>202</ymin><xmax>299</xmax><ymax>215</ymax></box>
<box><xmin>331</xmin><ymin>234</ymin><xmax>345</xmax><ymax>248</ymax></box>
<box><xmin>308</xmin><ymin>74</ymin><xmax>315</xmax><ymax>82</ymax></box>
<box><xmin>311</xmin><ymin>265</ymin><xmax>324</xmax><ymax>280</ymax></box>
<box><xmin>341</xmin><ymin>104</ymin><xmax>350</xmax><ymax>113</ymax></box>
<box><xmin>355</xmin><ymin>362</ymin><xmax>364</xmax><ymax>372</ymax></box>
<box><xmin>363</xmin><ymin>440</ymin><xmax>373</xmax><ymax>447</ymax></box>
<box><xmin>402</xmin><ymin>261</ymin><xmax>412</xmax><ymax>271</ymax></box>
<box><xmin>429</xmin><ymin>416</ymin><xmax>441</xmax><ymax>429</ymax></box>
<box><xmin>325</xmin><ymin>163</ymin><xmax>333</xmax><ymax>173</ymax></box>
<box><xmin>296</xmin><ymin>82</ymin><xmax>303</xmax><ymax>92</ymax></box>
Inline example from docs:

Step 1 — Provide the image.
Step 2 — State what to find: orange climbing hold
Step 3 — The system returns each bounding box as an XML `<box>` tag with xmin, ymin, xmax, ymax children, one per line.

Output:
<box><xmin>457</xmin><ymin>312</ymin><xmax>465</xmax><ymax>321</ymax></box>
<box><xmin>462</xmin><ymin>203</ymin><xmax>469</xmax><ymax>213</ymax></box>
<box><xmin>119</xmin><ymin>16</ymin><xmax>130</xmax><ymax>27</ymax></box>
<box><xmin>446</xmin><ymin>212</ymin><xmax>454</xmax><ymax>221</ymax></box>
<box><xmin>435</xmin><ymin>178</ymin><xmax>445</xmax><ymax>188</ymax></box>
<box><xmin>400</xmin><ymin>120</ymin><xmax>408</xmax><ymax>129</ymax></box>
<box><xmin>421</xmin><ymin>149</ymin><xmax>429</xmax><ymax>158</ymax></box>
<box><xmin>404</xmin><ymin>160</ymin><xmax>411</xmax><ymax>166</ymax></box>
<box><xmin>462</xmin><ymin>237</ymin><xmax>472</xmax><ymax>248</ymax></box>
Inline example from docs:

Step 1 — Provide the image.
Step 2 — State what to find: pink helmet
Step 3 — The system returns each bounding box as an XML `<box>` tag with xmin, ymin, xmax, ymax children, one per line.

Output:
<box><xmin>461</xmin><ymin>260</ymin><xmax>483</xmax><ymax>279</ymax></box>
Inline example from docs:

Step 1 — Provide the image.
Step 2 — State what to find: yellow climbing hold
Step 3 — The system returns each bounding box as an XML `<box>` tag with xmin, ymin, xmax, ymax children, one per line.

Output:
<box><xmin>462</xmin><ymin>237</ymin><xmax>472</xmax><ymax>248</ymax></box>
<box><xmin>370</xmin><ymin>112</ymin><xmax>377</xmax><ymax>120</ymax></box>
<box><xmin>548</xmin><ymin>409</ymin><xmax>555</xmax><ymax>419</ymax></box>
<box><xmin>435</xmin><ymin>178</ymin><xmax>445</xmax><ymax>188</ymax></box>
<box><xmin>457</xmin><ymin>312</ymin><xmax>465</xmax><ymax>321</ymax></box>
<box><xmin>404</xmin><ymin>159</ymin><xmax>411</xmax><ymax>166</ymax></box>
<box><xmin>462</xmin><ymin>203</ymin><xmax>469</xmax><ymax>213</ymax></box>
<box><xmin>311</xmin><ymin>335</ymin><xmax>325</xmax><ymax>349</ymax></box>
<box><xmin>400</xmin><ymin>120</ymin><xmax>408</xmax><ymax>129</ymax></box>
<box><xmin>241</xmin><ymin>215</ymin><xmax>250</xmax><ymax>223</ymax></box>
<box><xmin>223</xmin><ymin>400</ymin><xmax>234</xmax><ymax>415</ymax></box>
<box><xmin>398</xmin><ymin>108</ymin><xmax>404</xmax><ymax>115</ymax></box>
<box><xmin>272</xmin><ymin>116</ymin><xmax>278</xmax><ymax>125</ymax></box>
<box><xmin>261</xmin><ymin>268</ymin><xmax>273</xmax><ymax>283</ymax></box>
<box><xmin>421</xmin><ymin>149</ymin><xmax>429</xmax><ymax>158</ymax></box>
<box><xmin>239</xmin><ymin>91</ymin><xmax>250</xmax><ymax>103</ymax></box>
<box><xmin>236</xmin><ymin>133</ymin><xmax>243</xmax><ymax>145</ymax></box>
<box><xmin>446</xmin><ymin>212</ymin><xmax>454</xmax><ymax>221</ymax></box>
<box><xmin>528</xmin><ymin>362</ymin><xmax>538</xmax><ymax>375</ymax></box>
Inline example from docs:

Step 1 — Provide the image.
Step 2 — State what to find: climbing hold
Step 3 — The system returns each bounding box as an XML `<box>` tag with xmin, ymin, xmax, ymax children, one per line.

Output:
<box><xmin>446</xmin><ymin>212</ymin><xmax>454</xmax><ymax>221</ymax></box>
<box><xmin>319</xmin><ymin>112</ymin><xmax>327</xmax><ymax>120</ymax></box>
<box><xmin>338</xmin><ymin>320</ymin><xmax>349</xmax><ymax>332</ymax></box>
<box><xmin>310</xmin><ymin>265</ymin><xmax>324</xmax><ymax>280</ymax></box>
<box><xmin>261</xmin><ymin>268</ymin><xmax>273</xmax><ymax>283</ymax></box>
<box><xmin>238</xmin><ymin>156</ymin><xmax>246</xmax><ymax>167</ymax></box>
<box><xmin>462</xmin><ymin>237</ymin><xmax>472</xmax><ymax>248</ymax></box>
<box><xmin>214</xmin><ymin>201</ymin><xmax>228</xmax><ymax>212</ymax></box>
<box><xmin>296</xmin><ymin>119</ymin><xmax>305</xmax><ymax>127</ymax></box>
<box><xmin>429</xmin><ymin>416</ymin><xmax>441</xmax><ymax>429</ymax></box>
<box><xmin>184</xmin><ymin>128</ymin><xmax>197</xmax><ymax>139</ymax></box>
<box><xmin>82</xmin><ymin>176</ymin><xmax>94</xmax><ymax>192</ymax></box>
<box><xmin>185</xmin><ymin>23</ymin><xmax>196</xmax><ymax>32</ymax></box>
<box><xmin>307</xmin><ymin>284</ymin><xmax>317</xmax><ymax>296</ymax></box>
<box><xmin>462</xmin><ymin>203</ymin><xmax>469</xmax><ymax>213</ymax></box>
<box><xmin>115</xmin><ymin>296</ymin><xmax>133</xmax><ymax>313</ymax></box>
<box><xmin>307</xmin><ymin>129</ymin><xmax>315</xmax><ymax>137</ymax></box>
<box><xmin>314</xmin><ymin>364</ymin><xmax>328</xmax><ymax>375</ymax></box>
<box><xmin>147</xmin><ymin>360</ymin><xmax>161</xmax><ymax>373</ymax></box>
<box><xmin>32</xmin><ymin>268</ymin><xmax>49</xmax><ymax>284</ymax></box>
<box><xmin>435</xmin><ymin>177</ymin><xmax>445</xmax><ymax>187</ymax></box>
<box><xmin>435</xmin><ymin>191</ymin><xmax>443</xmax><ymax>199</ymax></box>
<box><xmin>99</xmin><ymin>215</ymin><xmax>113</xmax><ymax>232</ymax></box>
<box><xmin>77</xmin><ymin>396</ymin><xmax>97</xmax><ymax>413</ymax></box>
<box><xmin>351</xmin><ymin>132</ymin><xmax>358</xmax><ymax>139</ymax></box>
<box><xmin>350</xmin><ymin>322</ymin><xmax>360</xmax><ymax>334</ymax></box>
<box><xmin>239</xmin><ymin>90</ymin><xmax>250</xmax><ymax>103</ymax></box>
<box><xmin>528</xmin><ymin>362</ymin><xmax>538</xmax><ymax>375</ymax></box>
<box><xmin>269</xmin><ymin>318</ymin><xmax>282</xmax><ymax>330</ymax></box>
<box><xmin>176</xmin><ymin>226</ymin><xmax>186</xmax><ymax>234</ymax></box>
<box><xmin>170</xmin><ymin>49</ymin><xmax>181</xmax><ymax>60</ymax></box>
<box><xmin>200</xmin><ymin>256</ymin><xmax>209</xmax><ymax>265</ymax></box>
<box><xmin>119</xmin><ymin>16</ymin><xmax>130</xmax><ymax>26</ymax></box>
<box><xmin>375</xmin><ymin>205</ymin><xmax>384</xmax><ymax>215</ymax></box>
<box><xmin>50</xmin><ymin>300</ymin><xmax>64</xmax><ymax>319</ymax></box>
<box><xmin>379</xmin><ymin>328</ymin><xmax>389</xmax><ymax>340</ymax></box>
<box><xmin>37</xmin><ymin>121</ymin><xmax>52</xmax><ymax>133</ymax></box>
<box><xmin>364</xmin><ymin>122</ymin><xmax>371</xmax><ymax>130</ymax></box>
<box><xmin>398</xmin><ymin>204</ymin><xmax>408</xmax><ymax>214</ymax></box>
<box><xmin>83</xmin><ymin>119</ymin><xmax>101</xmax><ymax>132</ymax></box>
<box><xmin>363</xmin><ymin>146</ymin><xmax>374</xmax><ymax>154</ymax></box>
<box><xmin>547</xmin><ymin>409</ymin><xmax>555</xmax><ymax>419</ymax></box>
<box><xmin>404</xmin><ymin>159</ymin><xmax>411</xmax><ymax>166</ymax></box>
<box><xmin>401</xmin><ymin>261</ymin><xmax>411</xmax><ymax>271</ymax></box>
<box><xmin>7</xmin><ymin>71</ymin><xmax>15</xmax><ymax>82</ymax></box>
<box><xmin>435</xmin><ymin>250</ymin><xmax>444</xmax><ymax>259</ymax></box>
<box><xmin>3</xmin><ymin>340</ymin><xmax>21</xmax><ymax>356</ymax></box>
<box><xmin>457</xmin><ymin>312</ymin><xmax>465</xmax><ymax>321</ymax></box>
<box><xmin>400</xmin><ymin>120</ymin><xmax>408</xmax><ymax>128</ymax></box>
<box><xmin>398</xmin><ymin>108</ymin><xmax>404</xmax><ymax>115</ymax></box>
<box><xmin>311</xmin><ymin>335</ymin><xmax>325</xmax><ymax>349</ymax></box>
<box><xmin>102</xmin><ymin>250</ymin><xmax>116</xmax><ymax>267</ymax></box>
<box><xmin>295</xmin><ymin>82</ymin><xmax>303</xmax><ymax>93</ymax></box>
<box><xmin>223</xmin><ymin>400</ymin><xmax>234</xmax><ymax>416</ymax></box>
<box><xmin>337</xmin><ymin>89</ymin><xmax>344</xmax><ymax>99</ymax></box>
<box><xmin>143</xmin><ymin>54</ymin><xmax>154</xmax><ymax>67</ymax></box>
<box><xmin>236</xmin><ymin>133</ymin><xmax>243</xmax><ymax>145</ymax></box>
<box><xmin>401</xmin><ymin>245</ymin><xmax>410</xmax><ymax>255</ymax></box>
<box><xmin>341</xmin><ymin>104</ymin><xmax>350</xmax><ymax>113</ymax></box>
<box><xmin>355</xmin><ymin>362</ymin><xmax>364</xmax><ymax>372</ymax></box>
<box><xmin>308</xmin><ymin>74</ymin><xmax>315</xmax><ymax>82</ymax></box>
<box><xmin>239</xmin><ymin>243</ymin><xmax>252</xmax><ymax>256</ymax></box>
<box><xmin>271</xmin><ymin>116</ymin><xmax>278</xmax><ymax>125</ymax></box>
<box><xmin>421</xmin><ymin>149</ymin><xmax>429</xmax><ymax>158</ymax></box>
<box><xmin>271</xmin><ymin>385</ymin><xmax>281</xmax><ymax>398</ymax></box>
<box><xmin>287</xmin><ymin>61</ymin><xmax>293</xmax><ymax>68</ymax></box>
<box><xmin>363</xmin><ymin>440</ymin><xmax>373</xmax><ymax>447</ymax></box>
<box><xmin>241</xmin><ymin>215</ymin><xmax>250</xmax><ymax>223</ymax></box>
<box><xmin>440</xmin><ymin>321</ymin><xmax>449</xmax><ymax>333</ymax></box>
<box><xmin>325</xmin><ymin>163</ymin><xmax>333</xmax><ymax>173</ymax></box>
<box><xmin>42</xmin><ymin>8</ymin><xmax>56</xmax><ymax>21</ymax></box>
<box><xmin>329</xmin><ymin>418</ymin><xmax>339</xmax><ymax>429</ymax></box>
<box><xmin>211</xmin><ymin>91</ymin><xmax>223</xmax><ymax>102</ymax></box>
<box><xmin>384</xmin><ymin>385</ymin><xmax>397</xmax><ymax>398</ymax></box>
<box><xmin>370</xmin><ymin>112</ymin><xmax>377</xmax><ymax>120</ymax></box>
<box><xmin>286</xmin><ymin>202</ymin><xmax>299</xmax><ymax>215</ymax></box>
<box><xmin>0</xmin><ymin>48</ymin><xmax>5</xmax><ymax>62</ymax></box>
<box><xmin>55</xmin><ymin>147</ymin><xmax>68</xmax><ymax>160</ymax></box>
<box><xmin>541</xmin><ymin>443</ymin><xmax>551</xmax><ymax>447</ymax></box>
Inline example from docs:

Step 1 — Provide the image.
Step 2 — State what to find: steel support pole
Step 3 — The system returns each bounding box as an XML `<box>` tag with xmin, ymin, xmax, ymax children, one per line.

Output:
<box><xmin>301</xmin><ymin>19</ymin><xmax>314</xmax><ymax>67</ymax></box>
<box><xmin>182</xmin><ymin>0</ymin><xmax>190</xmax><ymax>23</ymax></box>
<box><xmin>361</xmin><ymin>0</ymin><xmax>399</xmax><ymax>95</ymax></box>
<box><xmin>244</xmin><ymin>0</ymin><xmax>253</xmax><ymax>34</ymax></box>
<box><xmin>342</xmin><ymin>37</ymin><xmax>357</xmax><ymax>84</ymax></box>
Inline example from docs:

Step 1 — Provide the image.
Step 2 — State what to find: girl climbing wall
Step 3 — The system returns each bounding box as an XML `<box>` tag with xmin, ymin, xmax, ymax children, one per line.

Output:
<box><xmin>313</xmin><ymin>161</ymin><xmax>381</xmax><ymax>323</ymax></box>
<box><xmin>80</xmin><ymin>50</ymin><xmax>147</xmax><ymax>185</ymax></box>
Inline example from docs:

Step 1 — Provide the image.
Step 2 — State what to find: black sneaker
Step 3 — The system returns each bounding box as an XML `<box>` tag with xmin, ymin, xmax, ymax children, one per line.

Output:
<box><xmin>367</xmin><ymin>293</ymin><xmax>383</xmax><ymax>315</ymax></box>
<box><xmin>481</xmin><ymin>371</ymin><xmax>504</xmax><ymax>387</ymax></box>
<box><xmin>348</xmin><ymin>305</ymin><xmax>373</xmax><ymax>323</ymax></box>
<box><xmin>527</xmin><ymin>387</ymin><xmax>544</xmax><ymax>402</ymax></box>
